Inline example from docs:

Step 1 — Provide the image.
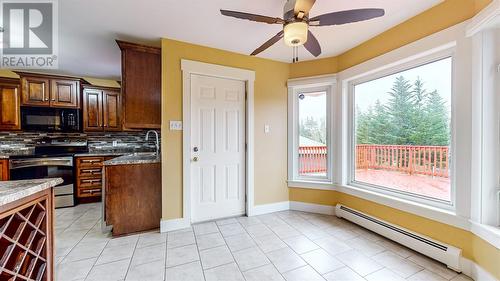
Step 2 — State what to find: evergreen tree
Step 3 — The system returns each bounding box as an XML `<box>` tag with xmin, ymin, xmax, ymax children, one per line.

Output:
<box><xmin>355</xmin><ymin>76</ymin><xmax>450</xmax><ymax>147</ymax></box>
<box><xmin>385</xmin><ymin>76</ymin><xmax>415</xmax><ymax>145</ymax></box>
<box><xmin>356</xmin><ymin>105</ymin><xmax>371</xmax><ymax>144</ymax></box>
<box><xmin>422</xmin><ymin>90</ymin><xmax>450</xmax><ymax>146</ymax></box>
<box><xmin>410</xmin><ymin>77</ymin><xmax>429</xmax><ymax>144</ymax></box>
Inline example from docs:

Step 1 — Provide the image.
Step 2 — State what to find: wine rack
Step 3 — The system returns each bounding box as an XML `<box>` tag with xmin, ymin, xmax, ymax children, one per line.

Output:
<box><xmin>0</xmin><ymin>194</ymin><xmax>50</xmax><ymax>281</ymax></box>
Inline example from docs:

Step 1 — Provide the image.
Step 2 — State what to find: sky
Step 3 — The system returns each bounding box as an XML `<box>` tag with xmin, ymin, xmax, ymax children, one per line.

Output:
<box><xmin>355</xmin><ymin>57</ymin><xmax>452</xmax><ymax>113</ymax></box>
<box><xmin>299</xmin><ymin>91</ymin><xmax>326</xmax><ymax>125</ymax></box>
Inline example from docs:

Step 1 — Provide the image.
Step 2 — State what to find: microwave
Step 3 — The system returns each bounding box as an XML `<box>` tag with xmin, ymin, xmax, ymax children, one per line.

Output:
<box><xmin>21</xmin><ymin>107</ymin><xmax>81</xmax><ymax>132</ymax></box>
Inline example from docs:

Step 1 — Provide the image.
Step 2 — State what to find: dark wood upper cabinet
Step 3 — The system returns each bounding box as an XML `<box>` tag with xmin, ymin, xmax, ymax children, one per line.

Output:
<box><xmin>0</xmin><ymin>78</ymin><xmax>21</xmax><ymax>131</ymax></box>
<box><xmin>83</xmin><ymin>86</ymin><xmax>121</xmax><ymax>132</ymax></box>
<box><xmin>50</xmin><ymin>79</ymin><xmax>80</xmax><ymax>108</ymax></box>
<box><xmin>21</xmin><ymin>76</ymin><xmax>50</xmax><ymax>106</ymax></box>
<box><xmin>18</xmin><ymin>73</ymin><xmax>81</xmax><ymax>109</ymax></box>
<box><xmin>83</xmin><ymin>88</ymin><xmax>103</xmax><ymax>131</ymax></box>
<box><xmin>117</xmin><ymin>40</ymin><xmax>161</xmax><ymax>130</ymax></box>
<box><xmin>103</xmin><ymin>89</ymin><xmax>121</xmax><ymax>131</ymax></box>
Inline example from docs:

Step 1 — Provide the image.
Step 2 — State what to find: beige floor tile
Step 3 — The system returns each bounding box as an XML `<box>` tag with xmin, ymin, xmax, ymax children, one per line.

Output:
<box><xmin>166</xmin><ymin>261</ymin><xmax>205</xmax><ymax>281</ymax></box>
<box><xmin>56</xmin><ymin>257</ymin><xmax>96</xmax><ymax>281</ymax></box>
<box><xmin>266</xmin><ymin>247</ymin><xmax>306</xmax><ymax>273</ymax></box>
<box><xmin>300</xmin><ymin>248</ymin><xmax>344</xmax><ymax>274</ymax></box>
<box><xmin>373</xmin><ymin>251</ymin><xmax>423</xmax><ymax>278</ymax></box>
<box><xmin>196</xmin><ymin>232</ymin><xmax>226</xmax><ymax>250</ymax></box>
<box><xmin>283</xmin><ymin>235</ymin><xmax>319</xmax><ymax>254</ymax></box>
<box><xmin>232</xmin><ymin>247</ymin><xmax>270</xmax><ymax>271</ymax></box>
<box><xmin>224</xmin><ymin>232</ymin><xmax>256</xmax><ymax>252</ymax></box>
<box><xmin>407</xmin><ymin>269</ymin><xmax>448</xmax><ymax>281</ymax></box>
<box><xmin>166</xmin><ymin>244</ymin><xmax>200</xmax><ymax>268</ymax></box>
<box><xmin>199</xmin><ymin>245</ymin><xmax>234</xmax><ymax>269</ymax></box>
<box><xmin>365</xmin><ymin>268</ymin><xmax>406</xmax><ymax>281</ymax></box>
<box><xmin>335</xmin><ymin>250</ymin><xmax>383</xmax><ymax>277</ymax></box>
<box><xmin>125</xmin><ymin>260</ymin><xmax>165</xmax><ymax>281</ymax></box>
<box><xmin>323</xmin><ymin>267</ymin><xmax>365</xmax><ymax>281</ymax></box>
<box><xmin>282</xmin><ymin>265</ymin><xmax>326</xmax><ymax>281</ymax></box>
<box><xmin>204</xmin><ymin>262</ymin><xmax>245</xmax><ymax>281</ymax></box>
<box><xmin>243</xmin><ymin>264</ymin><xmax>285</xmax><ymax>281</ymax></box>
<box><xmin>86</xmin><ymin>259</ymin><xmax>130</xmax><ymax>281</ymax></box>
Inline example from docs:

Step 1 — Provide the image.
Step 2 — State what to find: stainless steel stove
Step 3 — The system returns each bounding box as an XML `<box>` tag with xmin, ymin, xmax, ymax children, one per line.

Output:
<box><xmin>9</xmin><ymin>137</ymin><xmax>89</xmax><ymax>208</ymax></box>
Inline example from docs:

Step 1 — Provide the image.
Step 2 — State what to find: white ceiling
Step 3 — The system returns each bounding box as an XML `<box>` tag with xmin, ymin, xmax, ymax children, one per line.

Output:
<box><xmin>55</xmin><ymin>0</ymin><xmax>443</xmax><ymax>80</ymax></box>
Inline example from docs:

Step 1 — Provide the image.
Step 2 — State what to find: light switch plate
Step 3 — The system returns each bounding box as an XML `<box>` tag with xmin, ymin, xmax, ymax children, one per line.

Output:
<box><xmin>170</xmin><ymin>121</ymin><xmax>183</xmax><ymax>131</ymax></box>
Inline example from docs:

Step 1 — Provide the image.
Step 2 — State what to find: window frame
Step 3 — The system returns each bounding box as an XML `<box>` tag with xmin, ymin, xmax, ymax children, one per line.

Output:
<box><xmin>346</xmin><ymin>51</ymin><xmax>457</xmax><ymax>210</ymax></box>
<box><xmin>287</xmin><ymin>75</ymin><xmax>336</xmax><ymax>186</ymax></box>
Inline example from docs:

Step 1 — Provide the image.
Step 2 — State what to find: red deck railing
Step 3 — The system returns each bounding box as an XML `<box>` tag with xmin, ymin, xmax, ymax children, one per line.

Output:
<box><xmin>299</xmin><ymin>144</ymin><xmax>450</xmax><ymax>178</ymax></box>
<box><xmin>298</xmin><ymin>146</ymin><xmax>327</xmax><ymax>174</ymax></box>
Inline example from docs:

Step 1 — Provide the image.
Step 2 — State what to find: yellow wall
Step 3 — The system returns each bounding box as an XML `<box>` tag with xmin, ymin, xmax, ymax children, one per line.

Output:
<box><xmin>290</xmin><ymin>0</ymin><xmax>492</xmax><ymax>77</ymax></box>
<box><xmin>161</xmin><ymin>39</ymin><xmax>290</xmax><ymax>219</ymax></box>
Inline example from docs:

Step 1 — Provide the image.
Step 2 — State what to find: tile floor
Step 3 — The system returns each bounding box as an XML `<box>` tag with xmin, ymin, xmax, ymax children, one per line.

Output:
<box><xmin>54</xmin><ymin>203</ymin><xmax>473</xmax><ymax>281</ymax></box>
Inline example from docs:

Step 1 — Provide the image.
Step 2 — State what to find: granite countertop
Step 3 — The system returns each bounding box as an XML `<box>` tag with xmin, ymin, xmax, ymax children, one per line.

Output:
<box><xmin>103</xmin><ymin>152</ymin><xmax>160</xmax><ymax>166</ymax></box>
<box><xmin>0</xmin><ymin>178</ymin><xmax>63</xmax><ymax>207</ymax></box>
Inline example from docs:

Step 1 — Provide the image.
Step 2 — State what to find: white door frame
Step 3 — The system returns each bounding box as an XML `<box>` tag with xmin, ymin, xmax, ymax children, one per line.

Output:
<box><xmin>182</xmin><ymin>59</ymin><xmax>256</xmax><ymax>224</ymax></box>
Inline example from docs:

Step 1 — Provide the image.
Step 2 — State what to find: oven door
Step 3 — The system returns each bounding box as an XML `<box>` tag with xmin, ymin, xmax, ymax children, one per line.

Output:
<box><xmin>9</xmin><ymin>157</ymin><xmax>75</xmax><ymax>208</ymax></box>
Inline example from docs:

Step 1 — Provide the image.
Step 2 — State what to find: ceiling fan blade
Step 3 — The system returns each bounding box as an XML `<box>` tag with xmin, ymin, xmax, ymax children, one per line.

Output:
<box><xmin>251</xmin><ymin>31</ymin><xmax>284</xmax><ymax>56</ymax></box>
<box><xmin>220</xmin><ymin>10</ymin><xmax>284</xmax><ymax>24</ymax></box>
<box><xmin>309</xmin><ymin>8</ymin><xmax>385</xmax><ymax>26</ymax></box>
<box><xmin>294</xmin><ymin>0</ymin><xmax>316</xmax><ymax>14</ymax></box>
<box><xmin>304</xmin><ymin>30</ymin><xmax>321</xmax><ymax>57</ymax></box>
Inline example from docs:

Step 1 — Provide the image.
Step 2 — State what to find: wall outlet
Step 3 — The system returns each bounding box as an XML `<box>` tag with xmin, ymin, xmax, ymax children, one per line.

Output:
<box><xmin>264</xmin><ymin>125</ymin><xmax>270</xmax><ymax>133</ymax></box>
<box><xmin>170</xmin><ymin>121</ymin><xmax>183</xmax><ymax>131</ymax></box>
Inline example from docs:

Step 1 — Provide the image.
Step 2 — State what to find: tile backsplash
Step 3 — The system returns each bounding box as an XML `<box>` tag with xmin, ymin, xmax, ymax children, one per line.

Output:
<box><xmin>0</xmin><ymin>131</ymin><xmax>160</xmax><ymax>155</ymax></box>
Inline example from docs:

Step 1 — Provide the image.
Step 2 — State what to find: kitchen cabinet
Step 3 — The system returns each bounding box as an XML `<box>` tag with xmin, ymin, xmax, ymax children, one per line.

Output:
<box><xmin>0</xmin><ymin>159</ymin><xmax>9</xmax><ymax>181</ymax></box>
<box><xmin>117</xmin><ymin>40</ymin><xmax>161</xmax><ymax>130</ymax></box>
<box><xmin>75</xmin><ymin>156</ymin><xmax>105</xmax><ymax>202</ymax></box>
<box><xmin>82</xmin><ymin>86</ymin><xmax>121</xmax><ymax>132</ymax></box>
<box><xmin>0</xmin><ymin>78</ymin><xmax>21</xmax><ymax>131</ymax></box>
<box><xmin>18</xmin><ymin>73</ymin><xmax>80</xmax><ymax>109</ymax></box>
<box><xmin>105</xmin><ymin>162</ymin><xmax>161</xmax><ymax>236</ymax></box>
<box><xmin>50</xmin><ymin>79</ymin><xmax>79</xmax><ymax>108</ymax></box>
<box><xmin>0</xmin><ymin>187</ymin><xmax>54</xmax><ymax>281</ymax></box>
<box><xmin>75</xmin><ymin>156</ymin><xmax>115</xmax><ymax>203</ymax></box>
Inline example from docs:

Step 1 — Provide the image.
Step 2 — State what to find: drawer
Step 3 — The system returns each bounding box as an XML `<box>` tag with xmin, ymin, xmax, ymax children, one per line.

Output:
<box><xmin>77</xmin><ymin>157</ymin><xmax>104</xmax><ymax>167</ymax></box>
<box><xmin>78</xmin><ymin>187</ymin><xmax>101</xmax><ymax>198</ymax></box>
<box><xmin>54</xmin><ymin>184</ymin><xmax>73</xmax><ymax>196</ymax></box>
<box><xmin>78</xmin><ymin>178</ymin><xmax>102</xmax><ymax>188</ymax></box>
<box><xmin>78</xmin><ymin>167</ymin><xmax>102</xmax><ymax>178</ymax></box>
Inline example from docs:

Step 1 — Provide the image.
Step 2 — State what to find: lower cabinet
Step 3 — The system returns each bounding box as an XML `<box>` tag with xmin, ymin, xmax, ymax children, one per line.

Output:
<box><xmin>0</xmin><ymin>159</ymin><xmax>9</xmax><ymax>181</ymax></box>
<box><xmin>75</xmin><ymin>156</ymin><xmax>115</xmax><ymax>202</ymax></box>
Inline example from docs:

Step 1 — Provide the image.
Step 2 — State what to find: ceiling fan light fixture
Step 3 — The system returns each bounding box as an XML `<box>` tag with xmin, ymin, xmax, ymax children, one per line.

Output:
<box><xmin>284</xmin><ymin>21</ymin><xmax>308</xmax><ymax>46</ymax></box>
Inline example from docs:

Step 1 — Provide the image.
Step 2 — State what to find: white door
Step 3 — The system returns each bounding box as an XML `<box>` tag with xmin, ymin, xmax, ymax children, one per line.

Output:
<box><xmin>190</xmin><ymin>74</ymin><xmax>246</xmax><ymax>222</ymax></box>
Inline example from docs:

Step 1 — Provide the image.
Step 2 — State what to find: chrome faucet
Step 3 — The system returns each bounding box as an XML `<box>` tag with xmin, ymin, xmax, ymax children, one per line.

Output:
<box><xmin>145</xmin><ymin>130</ymin><xmax>160</xmax><ymax>155</ymax></box>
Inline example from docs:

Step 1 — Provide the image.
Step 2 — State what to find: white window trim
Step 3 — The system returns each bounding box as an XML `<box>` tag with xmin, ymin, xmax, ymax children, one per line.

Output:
<box><xmin>345</xmin><ymin>48</ymin><xmax>457</xmax><ymax>211</ymax></box>
<box><xmin>287</xmin><ymin>75</ymin><xmax>336</xmax><ymax>187</ymax></box>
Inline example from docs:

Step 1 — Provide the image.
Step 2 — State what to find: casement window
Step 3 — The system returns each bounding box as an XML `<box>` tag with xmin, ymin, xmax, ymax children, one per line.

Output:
<box><xmin>349</xmin><ymin>57</ymin><xmax>453</xmax><ymax>205</ymax></box>
<box><xmin>288</xmin><ymin>76</ymin><xmax>335</xmax><ymax>185</ymax></box>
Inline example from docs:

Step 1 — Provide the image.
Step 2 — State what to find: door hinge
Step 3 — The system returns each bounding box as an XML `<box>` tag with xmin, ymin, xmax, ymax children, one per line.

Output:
<box><xmin>245</xmin><ymin>91</ymin><xmax>248</xmax><ymax>100</ymax></box>
<box><xmin>245</xmin><ymin>143</ymin><xmax>247</xmax><ymax>151</ymax></box>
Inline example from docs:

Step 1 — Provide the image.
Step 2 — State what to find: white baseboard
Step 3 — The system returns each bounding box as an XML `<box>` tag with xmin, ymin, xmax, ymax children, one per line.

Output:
<box><xmin>249</xmin><ymin>201</ymin><xmax>290</xmax><ymax>216</ymax></box>
<box><xmin>461</xmin><ymin>257</ymin><xmax>498</xmax><ymax>281</ymax></box>
<box><xmin>160</xmin><ymin>218</ymin><xmax>190</xmax><ymax>233</ymax></box>
<box><xmin>290</xmin><ymin>201</ymin><xmax>336</xmax><ymax>215</ymax></box>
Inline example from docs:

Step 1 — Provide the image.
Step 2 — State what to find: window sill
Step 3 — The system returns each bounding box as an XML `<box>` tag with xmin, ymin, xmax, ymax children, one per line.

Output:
<box><xmin>336</xmin><ymin>184</ymin><xmax>470</xmax><ymax>230</ymax></box>
<box><xmin>469</xmin><ymin>221</ymin><xmax>500</xmax><ymax>250</ymax></box>
<box><xmin>287</xmin><ymin>181</ymin><xmax>469</xmax><ymax>231</ymax></box>
<box><xmin>287</xmin><ymin>180</ymin><xmax>335</xmax><ymax>190</ymax></box>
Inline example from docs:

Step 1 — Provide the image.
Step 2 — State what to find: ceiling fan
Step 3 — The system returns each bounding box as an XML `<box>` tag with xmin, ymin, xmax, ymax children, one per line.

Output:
<box><xmin>220</xmin><ymin>0</ymin><xmax>385</xmax><ymax>62</ymax></box>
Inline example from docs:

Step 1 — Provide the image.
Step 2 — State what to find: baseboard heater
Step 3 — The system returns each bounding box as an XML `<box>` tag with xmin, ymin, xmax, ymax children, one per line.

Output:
<box><xmin>335</xmin><ymin>204</ymin><xmax>462</xmax><ymax>272</ymax></box>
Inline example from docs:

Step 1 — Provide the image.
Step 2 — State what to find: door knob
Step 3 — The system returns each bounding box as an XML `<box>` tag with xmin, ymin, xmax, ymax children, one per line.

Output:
<box><xmin>193</xmin><ymin>147</ymin><xmax>199</xmax><ymax>152</ymax></box>
<box><xmin>192</xmin><ymin>157</ymin><xmax>199</xmax><ymax>162</ymax></box>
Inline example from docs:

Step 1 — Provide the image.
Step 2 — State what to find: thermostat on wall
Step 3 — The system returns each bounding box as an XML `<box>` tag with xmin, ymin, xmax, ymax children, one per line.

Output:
<box><xmin>170</xmin><ymin>121</ymin><xmax>183</xmax><ymax>131</ymax></box>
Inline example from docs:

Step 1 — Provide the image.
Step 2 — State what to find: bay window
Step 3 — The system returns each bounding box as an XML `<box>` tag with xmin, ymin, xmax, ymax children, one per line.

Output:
<box><xmin>288</xmin><ymin>76</ymin><xmax>335</xmax><ymax>185</ymax></box>
<box><xmin>350</xmin><ymin>57</ymin><xmax>453</xmax><ymax>205</ymax></box>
